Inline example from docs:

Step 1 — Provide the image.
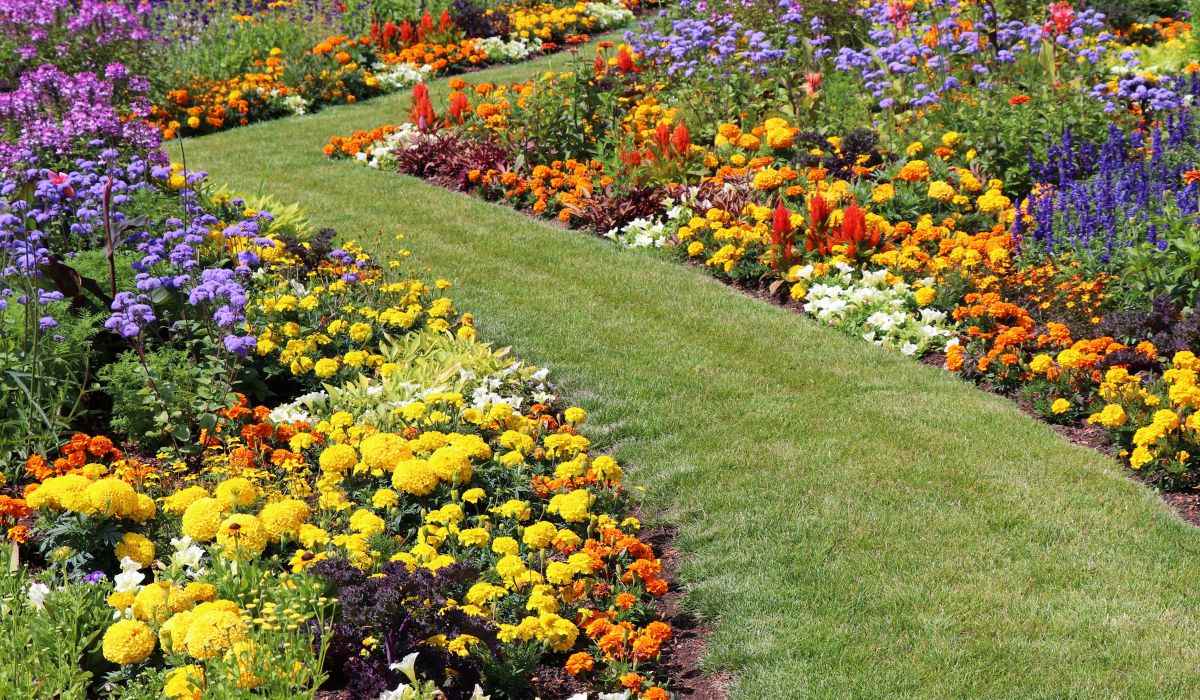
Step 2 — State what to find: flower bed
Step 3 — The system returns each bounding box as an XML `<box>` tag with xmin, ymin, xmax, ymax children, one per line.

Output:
<box><xmin>139</xmin><ymin>0</ymin><xmax>640</xmax><ymax>138</ymax></box>
<box><xmin>0</xmin><ymin>4</ymin><xmax>677</xmax><ymax>699</ymax></box>
<box><xmin>324</xmin><ymin>0</ymin><xmax>1200</xmax><ymax>491</ymax></box>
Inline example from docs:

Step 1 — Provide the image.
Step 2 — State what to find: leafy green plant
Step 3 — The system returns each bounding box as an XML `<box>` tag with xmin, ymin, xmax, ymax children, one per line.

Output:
<box><xmin>0</xmin><ymin>547</ymin><xmax>111</xmax><ymax>698</ymax></box>
<box><xmin>98</xmin><ymin>347</ymin><xmax>236</xmax><ymax>453</ymax></box>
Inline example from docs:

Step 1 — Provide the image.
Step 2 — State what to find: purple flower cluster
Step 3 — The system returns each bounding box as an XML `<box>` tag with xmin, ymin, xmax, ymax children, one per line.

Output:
<box><xmin>833</xmin><ymin>0</ymin><xmax>1110</xmax><ymax>110</ymax></box>
<box><xmin>625</xmin><ymin>0</ymin><xmax>822</xmax><ymax>81</ymax></box>
<box><xmin>1017</xmin><ymin>98</ymin><xmax>1200</xmax><ymax>264</ymax></box>
<box><xmin>0</xmin><ymin>63</ymin><xmax>159</xmax><ymax>170</ymax></box>
<box><xmin>0</xmin><ymin>0</ymin><xmax>150</xmax><ymax>64</ymax></box>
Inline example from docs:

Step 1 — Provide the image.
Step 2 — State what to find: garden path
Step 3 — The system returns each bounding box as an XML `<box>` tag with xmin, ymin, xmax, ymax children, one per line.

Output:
<box><xmin>173</xmin><ymin>39</ymin><xmax>1200</xmax><ymax>698</ymax></box>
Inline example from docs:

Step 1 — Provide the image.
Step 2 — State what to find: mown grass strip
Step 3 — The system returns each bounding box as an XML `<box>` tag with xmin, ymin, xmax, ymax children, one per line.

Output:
<box><xmin>172</xmin><ymin>41</ymin><xmax>1200</xmax><ymax>698</ymax></box>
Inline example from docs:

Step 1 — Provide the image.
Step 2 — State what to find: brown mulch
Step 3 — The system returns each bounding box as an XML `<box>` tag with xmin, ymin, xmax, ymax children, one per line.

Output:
<box><xmin>643</xmin><ymin>527</ymin><xmax>730</xmax><ymax>700</ymax></box>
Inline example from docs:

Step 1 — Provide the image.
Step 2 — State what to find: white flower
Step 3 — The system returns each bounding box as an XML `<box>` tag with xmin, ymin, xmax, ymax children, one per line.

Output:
<box><xmin>469</xmin><ymin>686</ymin><xmax>491</xmax><ymax>700</ymax></box>
<box><xmin>900</xmin><ymin>342</ymin><xmax>919</xmax><ymax>356</ymax></box>
<box><xmin>114</xmin><ymin>557</ymin><xmax>145</xmax><ymax>592</ymax></box>
<box><xmin>390</xmin><ymin>652</ymin><xmax>420</xmax><ymax>684</ymax></box>
<box><xmin>170</xmin><ymin>536</ymin><xmax>206</xmax><ymax>573</ymax></box>
<box><xmin>26</xmin><ymin>582</ymin><xmax>49</xmax><ymax>610</ymax></box>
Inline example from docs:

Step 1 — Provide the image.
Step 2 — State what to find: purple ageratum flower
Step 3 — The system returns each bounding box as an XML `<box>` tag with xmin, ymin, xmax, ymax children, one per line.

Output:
<box><xmin>105</xmin><ymin>291</ymin><xmax>155</xmax><ymax>337</ymax></box>
<box><xmin>223</xmin><ymin>334</ymin><xmax>256</xmax><ymax>356</ymax></box>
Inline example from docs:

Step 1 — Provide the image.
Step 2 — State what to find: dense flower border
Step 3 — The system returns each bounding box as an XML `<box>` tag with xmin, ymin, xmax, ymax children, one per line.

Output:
<box><xmin>322</xmin><ymin>1</ymin><xmax>1200</xmax><ymax>492</ymax></box>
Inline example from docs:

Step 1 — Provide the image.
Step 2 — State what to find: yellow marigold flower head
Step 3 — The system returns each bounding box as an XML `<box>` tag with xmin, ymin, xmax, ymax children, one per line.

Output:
<box><xmin>184</xmin><ymin>582</ymin><xmax>217</xmax><ymax>603</ymax></box>
<box><xmin>114</xmin><ymin>532</ymin><xmax>155</xmax><ymax>568</ymax></box>
<box><xmin>184</xmin><ymin>602</ymin><xmax>247</xmax><ymax>660</ymax></box>
<box><xmin>319</xmin><ymin>444</ymin><xmax>359</xmax><ymax>474</ymax></box>
<box><xmin>372</xmin><ymin>488</ymin><xmax>400</xmax><ymax>509</ymax></box>
<box><xmin>492</xmin><ymin>536</ymin><xmax>519</xmax><ymax>556</ymax></box>
<box><xmin>163</xmin><ymin>486</ymin><xmax>211</xmax><ymax>516</ymax></box>
<box><xmin>313</xmin><ymin>357</ymin><xmax>340</xmax><ymax>378</ymax></box>
<box><xmin>429</xmin><ymin>445</ymin><xmax>474</xmax><ymax>484</ymax></box>
<box><xmin>181</xmin><ymin>498</ymin><xmax>225</xmax><ymax>542</ymax></box>
<box><xmin>547</xmin><ymin>489</ymin><xmax>591</xmax><ymax>523</ymax></box>
<box><xmin>392</xmin><ymin>458</ymin><xmax>439</xmax><ymax>496</ymax></box>
<box><xmin>258</xmin><ymin>499</ymin><xmax>310</xmax><ymax>541</ymax></box>
<box><xmin>523</xmin><ymin>521</ymin><xmax>558</xmax><ymax>550</ymax></box>
<box><xmin>213</xmin><ymin>477</ymin><xmax>258</xmax><ymax>510</ymax></box>
<box><xmin>163</xmin><ymin>664</ymin><xmax>204</xmax><ymax>700</ymax></box>
<box><xmin>349</xmin><ymin>508</ymin><xmax>386</xmax><ymax>537</ymax></box>
<box><xmin>360</xmin><ymin>433</ymin><xmax>412</xmax><ymax>473</ymax></box>
<box><xmin>564</xmin><ymin>407</ymin><xmax>587</xmax><ymax>425</ymax></box>
<box><xmin>131</xmin><ymin>493</ymin><xmax>156</xmax><ymax>522</ymax></box>
<box><xmin>1050</xmin><ymin>398</ymin><xmax>1071</xmax><ymax>414</ymax></box>
<box><xmin>927</xmin><ymin>180</ymin><xmax>955</xmax><ymax>202</ymax></box>
<box><xmin>84</xmin><ymin>478</ymin><xmax>137</xmax><ymax>518</ymax></box>
<box><xmin>133</xmin><ymin>581</ymin><xmax>190</xmax><ymax>622</ymax></box>
<box><xmin>102</xmin><ymin>619</ymin><xmax>156</xmax><ymax>664</ymax></box>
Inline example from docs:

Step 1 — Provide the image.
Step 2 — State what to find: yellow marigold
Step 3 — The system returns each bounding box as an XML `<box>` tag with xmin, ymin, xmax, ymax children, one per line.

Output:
<box><xmin>1051</xmin><ymin>398</ymin><xmax>1071</xmax><ymax>414</ymax></box>
<box><xmin>184</xmin><ymin>601</ymin><xmax>247</xmax><ymax>660</ymax></box>
<box><xmin>181</xmin><ymin>498</ymin><xmax>225</xmax><ymax>542</ymax></box>
<box><xmin>114</xmin><ymin>532</ymin><xmax>155</xmax><ymax>568</ymax></box>
<box><xmin>184</xmin><ymin>582</ymin><xmax>217</xmax><ymax>603</ymax></box>
<box><xmin>523</xmin><ymin>521</ymin><xmax>558</xmax><ymax>550</ymax></box>
<box><xmin>591</xmin><ymin>455</ymin><xmax>623</xmax><ymax>482</ymax></box>
<box><xmin>133</xmin><ymin>581</ymin><xmax>190</xmax><ymax>622</ymax></box>
<box><xmin>360</xmin><ymin>432</ymin><xmax>412</xmax><ymax>473</ymax></box>
<box><xmin>914</xmin><ymin>287</ymin><xmax>936</xmax><ymax>307</ymax></box>
<box><xmin>84</xmin><ymin>478</ymin><xmax>137</xmax><ymax>518</ymax></box>
<box><xmin>131</xmin><ymin>493</ymin><xmax>156</xmax><ymax>522</ymax></box>
<box><xmin>977</xmin><ymin>188</ymin><xmax>1011</xmax><ymax>214</ymax></box>
<box><xmin>458</xmin><ymin>527</ymin><xmax>490</xmax><ymax>547</ymax></box>
<box><xmin>372</xmin><ymin>488</ymin><xmax>400</xmax><ymax>509</ymax></box>
<box><xmin>213</xmin><ymin>477</ymin><xmax>258</xmax><ymax>510</ymax></box>
<box><xmin>349</xmin><ymin>508</ymin><xmax>386</xmax><ymax>537</ymax></box>
<box><xmin>163</xmin><ymin>486</ymin><xmax>211</xmax><ymax>516</ymax></box>
<box><xmin>927</xmin><ymin>180</ymin><xmax>955</xmax><ymax>202</ymax></box>
<box><xmin>564</xmin><ymin>407</ymin><xmax>587</xmax><ymax>425</ymax></box>
<box><xmin>258</xmin><ymin>499</ymin><xmax>310</xmax><ymax>541</ymax></box>
<box><xmin>313</xmin><ymin>357</ymin><xmax>340</xmax><ymax>378</ymax></box>
<box><xmin>299</xmin><ymin>523</ymin><xmax>331</xmax><ymax>549</ymax></box>
<box><xmin>941</xmin><ymin>131</ymin><xmax>963</xmax><ymax>147</ymax></box>
<box><xmin>492</xmin><ymin>536</ymin><xmax>519</xmax><ymax>555</ymax></box>
<box><xmin>752</xmin><ymin>168</ymin><xmax>783</xmax><ymax>191</ymax></box>
<box><xmin>429</xmin><ymin>445</ymin><xmax>473</xmax><ymax>484</ymax></box>
<box><xmin>871</xmin><ymin>183</ymin><xmax>895</xmax><ymax>203</ymax></box>
<box><xmin>163</xmin><ymin>664</ymin><xmax>205</xmax><ymax>700</ymax></box>
<box><xmin>1029</xmin><ymin>354</ymin><xmax>1053</xmax><ymax>374</ymax></box>
<box><xmin>319</xmin><ymin>444</ymin><xmax>359</xmax><ymax>474</ymax></box>
<box><xmin>392</xmin><ymin>458</ymin><xmax>439</xmax><ymax>496</ymax></box>
<box><xmin>536</xmin><ymin>612</ymin><xmax>579</xmax><ymax>652</ymax></box>
<box><xmin>1087</xmin><ymin>404</ymin><xmax>1127</xmax><ymax>428</ymax></box>
<box><xmin>102</xmin><ymin>619</ymin><xmax>157</xmax><ymax>664</ymax></box>
<box><xmin>547</xmin><ymin>489</ymin><xmax>591</xmax><ymax>523</ymax></box>
<box><xmin>766</xmin><ymin>127</ymin><xmax>794</xmax><ymax>150</ymax></box>
<box><xmin>215</xmin><ymin>514</ymin><xmax>268</xmax><ymax>560</ymax></box>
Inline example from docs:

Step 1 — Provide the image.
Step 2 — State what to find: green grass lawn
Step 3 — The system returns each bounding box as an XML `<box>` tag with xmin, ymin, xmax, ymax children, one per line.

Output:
<box><xmin>172</xmin><ymin>40</ymin><xmax>1200</xmax><ymax>699</ymax></box>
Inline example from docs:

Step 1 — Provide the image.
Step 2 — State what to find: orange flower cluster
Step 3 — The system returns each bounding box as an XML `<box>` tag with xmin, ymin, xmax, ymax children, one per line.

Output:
<box><xmin>323</xmin><ymin>124</ymin><xmax>404</xmax><ymax>158</ymax></box>
<box><xmin>149</xmin><ymin>67</ymin><xmax>287</xmax><ymax>138</ymax></box>
<box><xmin>24</xmin><ymin>433</ymin><xmax>152</xmax><ymax>485</ymax></box>
<box><xmin>469</xmin><ymin>160</ymin><xmax>610</xmax><ymax>221</ymax></box>
<box><xmin>199</xmin><ymin>394</ymin><xmax>315</xmax><ymax>476</ymax></box>
<box><xmin>0</xmin><ymin>495</ymin><xmax>31</xmax><ymax>543</ymax></box>
<box><xmin>380</xmin><ymin>40</ymin><xmax>488</xmax><ymax>71</ymax></box>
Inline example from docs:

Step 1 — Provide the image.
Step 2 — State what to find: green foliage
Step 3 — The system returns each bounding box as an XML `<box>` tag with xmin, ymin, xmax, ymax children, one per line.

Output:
<box><xmin>98</xmin><ymin>348</ymin><xmax>236</xmax><ymax>453</ymax></box>
<box><xmin>0</xmin><ymin>548</ymin><xmax>111</xmax><ymax>698</ymax></box>
<box><xmin>0</xmin><ymin>304</ymin><xmax>103</xmax><ymax>480</ymax></box>
<box><xmin>1117</xmin><ymin>218</ymin><xmax>1200</xmax><ymax>308</ymax></box>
